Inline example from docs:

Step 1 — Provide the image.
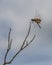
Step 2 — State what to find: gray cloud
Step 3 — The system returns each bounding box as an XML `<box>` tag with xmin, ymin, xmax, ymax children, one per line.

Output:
<box><xmin>0</xmin><ymin>0</ymin><xmax>52</xmax><ymax>51</ymax></box>
<box><xmin>0</xmin><ymin>0</ymin><xmax>52</xmax><ymax>65</ymax></box>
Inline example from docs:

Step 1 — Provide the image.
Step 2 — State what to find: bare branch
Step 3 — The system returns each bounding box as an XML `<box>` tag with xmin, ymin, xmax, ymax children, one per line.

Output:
<box><xmin>3</xmin><ymin>22</ymin><xmax>36</xmax><ymax>65</ymax></box>
<box><xmin>23</xmin><ymin>35</ymin><xmax>36</xmax><ymax>49</ymax></box>
<box><xmin>8</xmin><ymin>28</ymin><xmax>11</xmax><ymax>45</ymax></box>
<box><xmin>3</xmin><ymin>28</ymin><xmax>12</xmax><ymax>65</ymax></box>
<box><xmin>8</xmin><ymin>28</ymin><xmax>12</xmax><ymax>49</ymax></box>
<box><xmin>5</xmin><ymin>22</ymin><xmax>32</xmax><ymax>64</ymax></box>
<box><xmin>7</xmin><ymin>34</ymin><xmax>36</xmax><ymax>63</ymax></box>
<box><xmin>21</xmin><ymin>22</ymin><xmax>31</xmax><ymax>49</ymax></box>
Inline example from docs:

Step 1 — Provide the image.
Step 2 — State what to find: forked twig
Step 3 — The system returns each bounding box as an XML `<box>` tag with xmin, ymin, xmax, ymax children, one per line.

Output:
<box><xmin>3</xmin><ymin>28</ymin><xmax>12</xmax><ymax>65</ymax></box>
<box><xmin>3</xmin><ymin>22</ymin><xmax>36</xmax><ymax>65</ymax></box>
<box><xmin>21</xmin><ymin>22</ymin><xmax>31</xmax><ymax>49</ymax></box>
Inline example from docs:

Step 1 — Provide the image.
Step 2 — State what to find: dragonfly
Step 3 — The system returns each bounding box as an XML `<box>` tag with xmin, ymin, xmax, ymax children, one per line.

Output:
<box><xmin>31</xmin><ymin>18</ymin><xmax>41</xmax><ymax>29</ymax></box>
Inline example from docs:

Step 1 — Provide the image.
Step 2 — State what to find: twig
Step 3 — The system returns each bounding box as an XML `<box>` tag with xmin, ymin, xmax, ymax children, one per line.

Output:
<box><xmin>3</xmin><ymin>22</ymin><xmax>36</xmax><ymax>65</ymax></box>
<box><xmin>23</xmin><ymin>35</ymin><xmax>36</xmax><ymax>49</ymax></box>
<box><xmin>3</xmin><ymin>28</ymin><xmax>12</xmax><ymax>65</ymax></box>
<box><xmin>21</xmin><ymin>22</ymin><xmax>31</xmax><ymax>49</ymax></box>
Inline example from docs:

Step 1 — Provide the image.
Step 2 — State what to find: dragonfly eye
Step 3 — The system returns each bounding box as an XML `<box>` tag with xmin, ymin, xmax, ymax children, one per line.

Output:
<box><xmin>31</xmin><ymin>19</ymin><xmax>36</xmax><ymax>21</ymax></box>
<box><xmin>31</xmin><ymin>19</ymin><xmax>34</xmax><ymax>21</ymax></box>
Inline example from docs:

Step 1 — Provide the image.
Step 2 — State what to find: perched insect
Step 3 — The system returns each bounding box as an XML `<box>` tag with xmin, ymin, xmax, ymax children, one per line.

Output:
<box><xmin>31</xmin><ymin>18</ymin><xmax>41</xmax><ymax>29</ymax></box>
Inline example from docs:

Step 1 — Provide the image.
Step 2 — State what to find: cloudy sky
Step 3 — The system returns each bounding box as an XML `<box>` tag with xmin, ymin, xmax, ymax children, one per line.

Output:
<box><xmin>0</xmin><ymin>0</ymin><xmax>52</xmax><ymax>65</ymax></box>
